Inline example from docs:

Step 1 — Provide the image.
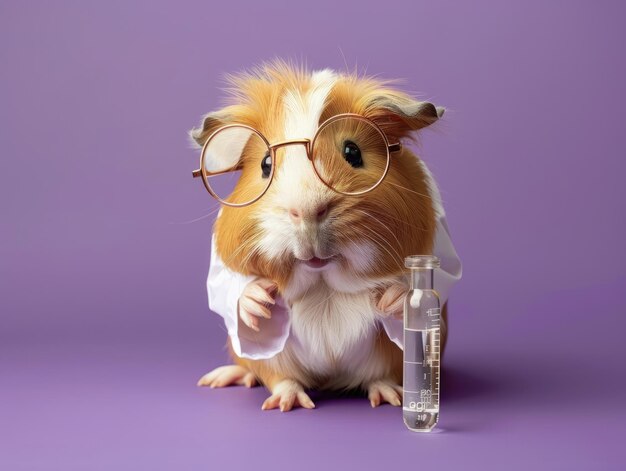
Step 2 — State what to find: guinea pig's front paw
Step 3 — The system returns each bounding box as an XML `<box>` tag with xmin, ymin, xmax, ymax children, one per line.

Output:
<box><xmin>238</xmin><ymin>278</ymin><xmax>278</xmax><ymax>332</ymax></box>
<box><xmin>367</xmin><ymin>380</ymin><xmax>403</xmax><ymax>408</ymax></box>
<box><xmin>261</xmin><ymin>379</ymin><xmax>315</xmax><ymax>412</ymax></box>
<box><xmin>375</xmin><ymin>282</ymin><xmax>408</xmax><ymax>319</ymax></box>
<box><xmin>197</xmin><ymin>364</ymin><xmax>257</xmax><ymax>388</ymax></box>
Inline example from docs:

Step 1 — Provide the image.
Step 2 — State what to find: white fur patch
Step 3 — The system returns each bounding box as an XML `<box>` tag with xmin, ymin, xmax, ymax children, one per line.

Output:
<box><xmin>288</xmin><ymin>281</ymin><xmax>378</xmax><ymax>375</ymax></box>
<box><xmin>341</xmin><ymin>240</ymin><xmax>377</xmax><ymax>273</ymax></box>
<box><xmin>276</xmin><ymin>69</ymin><xmax>337</xmax><ymax>212</ymax></box>
<box><xmin>256</xmin><ymin>212</ymin><xmax>294</xmax><ymax>261</ymax></box>
<box><xmin>283</xmin><ymin>69</ymin><xmax>337</xmax><ymax>139</ymax></box>
<box><xmin>256</xmin><ymin>69</ymin><xmax>337</xmax><ymax>262</ymax></box>
<box><xmin>321</xmin><ymin>241</ymin><xmax>384</xmax><ymax>293</ymax></box>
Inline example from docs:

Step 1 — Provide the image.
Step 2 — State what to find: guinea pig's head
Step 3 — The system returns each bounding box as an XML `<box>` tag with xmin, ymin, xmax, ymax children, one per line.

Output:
<box><xmin>190</xmin><ymin>61</ymin><xmax>442</xmax><ymax>294</ymax></box>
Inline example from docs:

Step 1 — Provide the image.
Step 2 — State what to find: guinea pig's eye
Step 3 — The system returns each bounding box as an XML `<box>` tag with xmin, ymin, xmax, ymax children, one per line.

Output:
<box><xmin>261</xmin><ymin>152</ymin><xmax>272</xmax><ymax>178</ymax></box>
<box><xmin>342</xmin><ymin>140</ymin><xmax>363</xmax><ymax>168</ymax></box>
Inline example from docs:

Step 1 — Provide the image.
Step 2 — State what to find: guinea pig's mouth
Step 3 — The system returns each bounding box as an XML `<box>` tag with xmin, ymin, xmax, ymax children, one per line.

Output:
<box><xmin>300</xmin><ymin>255</ymin><xmax>338</xmax><ymax>270</ymax></box>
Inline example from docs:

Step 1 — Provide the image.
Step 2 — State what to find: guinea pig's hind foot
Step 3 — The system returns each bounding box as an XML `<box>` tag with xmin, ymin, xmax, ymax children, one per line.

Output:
<box><xmin>261</xmin><ymin>379</ymin><xmax>315</xmax><ymax>412</ymax></box>
<box><xmin>367</xmin><ymin>380</ymin><xmax>403</xmax><ymax>408</ymax></box>
<box><xmin>197</xmin><ymin>365</ymin><xmax>257</xmax><ymax>388</ymax></box>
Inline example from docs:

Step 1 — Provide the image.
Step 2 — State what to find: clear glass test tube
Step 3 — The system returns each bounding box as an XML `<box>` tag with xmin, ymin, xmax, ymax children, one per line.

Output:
<box><xmin>403</xmin><ymin>255</ymin><xmax>441</xmax><ymax>432</ymax></box>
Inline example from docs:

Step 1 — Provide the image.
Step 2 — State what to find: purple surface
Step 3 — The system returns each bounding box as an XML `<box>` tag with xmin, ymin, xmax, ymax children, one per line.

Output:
<box><xmin>1</xmin><ymin>1</ymin><xmax>625</xmax><ymax>470</ymax></box>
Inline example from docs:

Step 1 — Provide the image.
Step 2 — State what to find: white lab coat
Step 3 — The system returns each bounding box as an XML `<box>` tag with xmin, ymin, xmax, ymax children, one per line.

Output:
<box><xmin>206</xmin><ymin>162</ymin><xmax>462</xmax><ymax>360</ymax></box>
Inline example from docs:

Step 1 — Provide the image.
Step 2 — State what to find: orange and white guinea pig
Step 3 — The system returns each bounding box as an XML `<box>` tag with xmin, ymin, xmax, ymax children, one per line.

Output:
<box><xmin>190</xmin><ymin>60</ymin><xmax>461</xmax><ymax>412</ymax></box>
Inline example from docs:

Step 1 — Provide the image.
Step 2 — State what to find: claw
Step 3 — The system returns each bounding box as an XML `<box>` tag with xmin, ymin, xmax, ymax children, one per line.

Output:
<box><xmin>197</xmin><ymin>365</ymin><xmax>257</xmax><ymax>388</ymax></box>
<box><xmin>367</xmin><ymin>380</ymin><xmax>402</xmax><ymax>407</ymax></box>
<box><xmin>261</xmin><ymin>379</ymin><xmax>315</xmax><ymax>412</ymax></box>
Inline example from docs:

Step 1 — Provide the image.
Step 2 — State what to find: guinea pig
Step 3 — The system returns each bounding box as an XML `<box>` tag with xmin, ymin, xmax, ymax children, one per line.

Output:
<box><xmin>190</xmin><ymin>60</ymin><xmax>461</xmax><ymax>412</ymax></box>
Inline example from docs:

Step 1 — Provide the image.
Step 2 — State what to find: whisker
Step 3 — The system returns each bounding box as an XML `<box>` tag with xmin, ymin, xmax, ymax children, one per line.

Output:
<box><xmin>168</xmin><ymin>206</ymin><xmax>221</xmax><ymax>225</ymax></box>
<box><xmin>222</xmin><ymin>236</ymin><xmax>260</xmax><ymax>268</ymax></box>
<box><xmin>352</xmin><ymin>208</ymin><xmax>405</xmax><ymax>250</ymax></box>
<box><xmin>386</xmin><ymin>181</ymin><xmax>434</xmax><ymax>200</ymax></box>
<box><xmin>238</xmin><ymin>241</ymin><xmax>263</xmax><ymax>272</ymax></box>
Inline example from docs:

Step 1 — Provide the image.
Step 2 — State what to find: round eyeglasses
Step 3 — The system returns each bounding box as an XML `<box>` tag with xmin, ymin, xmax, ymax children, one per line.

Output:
<box><xmin>191</xmin><ymin>113</ymin><xmax>402</xmax><ymax>207</ymax></box>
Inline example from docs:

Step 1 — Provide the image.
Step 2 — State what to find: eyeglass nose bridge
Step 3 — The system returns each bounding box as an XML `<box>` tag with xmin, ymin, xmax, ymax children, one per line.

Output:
<box><xmin>191</xmin><ymin>138</ymin><xmax>312</xmax><ymax>180</ymax></box>
<box><xmin>268</xmin><ymin>138</ymin><xmax>312</xmax><ymax>158</ymax></box>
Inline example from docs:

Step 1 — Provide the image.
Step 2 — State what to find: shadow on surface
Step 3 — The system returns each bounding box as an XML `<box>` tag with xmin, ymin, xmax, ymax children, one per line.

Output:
<box><xmin>299</xmin><ymin>362</ymin><xmax>522</xmax><ymax>409</ymax></box>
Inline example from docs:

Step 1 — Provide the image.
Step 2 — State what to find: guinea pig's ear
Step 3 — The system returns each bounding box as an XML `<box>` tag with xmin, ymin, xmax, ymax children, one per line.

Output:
<box><xmin>188</xmin><ymin>110</ymin><xmax>229</xmax><ymax>148</ymax></box>
<box><xmin>367</xmin><ymin>91</ymin><xmax>445</xmax><ymax>139</ymax></box>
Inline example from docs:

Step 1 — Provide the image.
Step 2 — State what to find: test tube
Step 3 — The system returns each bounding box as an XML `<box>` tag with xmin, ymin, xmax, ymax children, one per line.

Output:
<box><xmin>403</xmin><ymin>255</ymin><xmax>441</xmax><ymax>432</ymax></box>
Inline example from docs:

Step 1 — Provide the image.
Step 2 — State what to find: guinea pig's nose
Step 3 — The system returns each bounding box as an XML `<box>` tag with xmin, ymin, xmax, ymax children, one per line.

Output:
<box><xmin>288</xmin><ymin>203</ymin><xmax>329</xmax><ymax>224</ymax></box>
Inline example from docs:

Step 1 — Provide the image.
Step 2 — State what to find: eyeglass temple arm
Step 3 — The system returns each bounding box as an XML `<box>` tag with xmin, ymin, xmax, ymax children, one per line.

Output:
<box><xmin>192</xmin><ymin>164</ymin><xmax>244</xmax><ymax>178</ymax></box>
<box><xmin>389</xmin><ymin>142</ymin><xmax>402</xmax><ymax>153</ymax></box>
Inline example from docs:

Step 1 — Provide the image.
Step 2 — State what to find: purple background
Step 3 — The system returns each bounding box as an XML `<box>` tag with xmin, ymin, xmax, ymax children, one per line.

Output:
<box><xmin>2</xmin><ymin>1</ymin><xmax>625</xmax><ymax>469</ymax></box>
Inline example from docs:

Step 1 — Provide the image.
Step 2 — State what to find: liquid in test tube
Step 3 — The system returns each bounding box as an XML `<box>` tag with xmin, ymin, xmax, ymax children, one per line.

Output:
<box><xmin>403</xmin><ymin>255</ymin><xmax>441</xmax><ymax>432</ymax></box>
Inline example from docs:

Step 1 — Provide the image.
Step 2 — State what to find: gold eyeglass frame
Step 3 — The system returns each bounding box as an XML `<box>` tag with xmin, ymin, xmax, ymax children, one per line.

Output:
<box><xmin>191</xmin><ymin>113</ymin><xmax>402</xmax><ymax>207</ymax></box>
